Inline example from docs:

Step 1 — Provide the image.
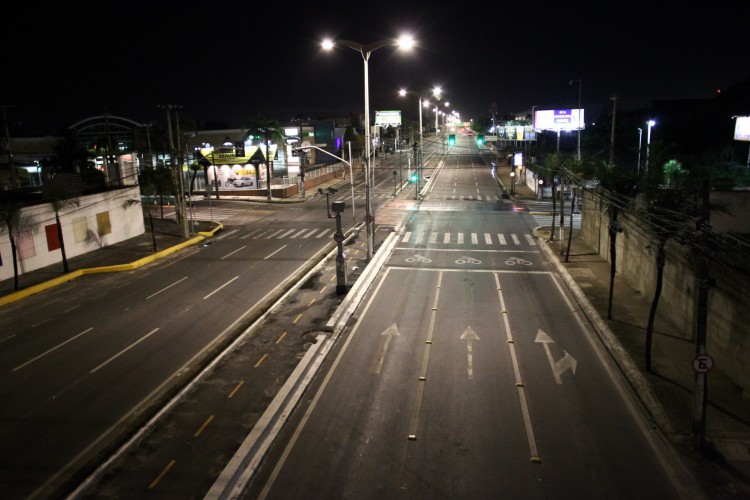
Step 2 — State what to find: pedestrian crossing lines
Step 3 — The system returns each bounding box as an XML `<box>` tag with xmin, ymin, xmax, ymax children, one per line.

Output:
<box><xmin>186</xmin><ymin>206</ymin><xmax>245</xmax><ymax>222</ymax></box>
<box><xmin>239</xmin><ymin>227</ymin><xmax>334</xmax><ymax>240</ymax></box>
<box><xmin>443</xmin><ymin>194</ymin><xmax>501</xmax><ymax>201</ymax></box>
<box><xmin>400</xmin><ymin>231</ymin><xmax>535</xmax><ymax>247</ymax></box>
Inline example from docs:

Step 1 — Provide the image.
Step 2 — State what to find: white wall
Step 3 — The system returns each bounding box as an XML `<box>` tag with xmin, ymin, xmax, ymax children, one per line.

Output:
<box><xmin>0</xmin><ymin>186</ymin><xmax>145</xmax><ymax>281</ymax></box>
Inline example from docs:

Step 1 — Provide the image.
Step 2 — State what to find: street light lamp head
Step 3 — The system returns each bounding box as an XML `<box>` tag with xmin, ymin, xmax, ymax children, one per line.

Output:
<box><xmin>647</xmin><ymin>120</ymin><xmax>656</xmax><ymax>127</ymax></box>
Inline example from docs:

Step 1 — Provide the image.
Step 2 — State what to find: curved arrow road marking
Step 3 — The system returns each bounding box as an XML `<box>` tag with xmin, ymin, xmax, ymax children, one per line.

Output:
<box><xmin>535</xmin><ymin>329</ymin><xmax>577</xmax><ymax>384</ymax></box>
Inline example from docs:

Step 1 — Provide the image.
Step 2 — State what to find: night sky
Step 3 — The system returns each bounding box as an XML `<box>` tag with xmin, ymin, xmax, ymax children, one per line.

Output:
<box><xmin>3</xmin><ymin>2</ymin><xmax>748</xmax><ymax>136</ymax></box>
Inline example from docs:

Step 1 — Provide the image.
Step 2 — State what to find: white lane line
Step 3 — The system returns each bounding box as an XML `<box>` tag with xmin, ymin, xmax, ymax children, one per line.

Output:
<box><xmin>204</xmin><ymin>276</ymin><xmax>240</xmax><ymax>300</ymax></box>
<box><xmin>90</xmin><ymin>328</ymin><xmax>160</xmax><ymax>374</ymax></box>
<box><xmin>146</xmin><ymin>277</ymin><xmax>189</xmax><ymax>300</ymax></box>
<box><xmin>265</xmin><ymin>245</ymin><xmax>287</xmax><ymax>260</ymax></box>
<box><xmin>13</xmin><ymin>327</ymin><xmax>94</xmax><ymax>371</ymax></box>
<box><xmin>221</xmin><ymin>246</ymin><xmax>247</xmax><ymax>260</ymax></box>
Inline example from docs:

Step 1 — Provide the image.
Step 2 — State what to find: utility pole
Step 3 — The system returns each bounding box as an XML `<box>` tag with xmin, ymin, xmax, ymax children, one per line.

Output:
<box><xmin>609</xmin><ymin>95</ymin><xmax>618</xmax><ymax>169</ymax></box>
<box><xmin>2</xmin><ymin>105</ymin><xmax>17</xmax><ymax>188</ymax></box>
<box><xmin>692</xmin><ymin>180</ymin><xmax>712</xmax><ymax>451</ymax></box>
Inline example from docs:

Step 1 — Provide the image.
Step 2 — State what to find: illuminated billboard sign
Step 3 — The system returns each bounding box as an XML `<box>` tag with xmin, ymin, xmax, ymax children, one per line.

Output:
<box><xmin>534</xmin><ymin>109</ymin><xmax>584</xmax><ymax>131</ymax></box>
<box><xmin>734</xmin><ymin>116</ymin><xmax>750</xmax><ymax>142</ymax></box>
<box><xmin>375</xmin><ymin>110</ymin><xmax>402</xmax><ymax>126</ymax></box>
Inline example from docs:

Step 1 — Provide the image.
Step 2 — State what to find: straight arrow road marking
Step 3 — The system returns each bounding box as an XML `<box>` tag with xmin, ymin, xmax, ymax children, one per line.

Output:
<box><xmin>375</xmin><ymin>323</ymin><xmax>400</xmax><ymax>374</ymax></box>
<box><xmin>460</xmin><ymin>326</ymin><xmax>480</xmax><ymax>379</ymax></box>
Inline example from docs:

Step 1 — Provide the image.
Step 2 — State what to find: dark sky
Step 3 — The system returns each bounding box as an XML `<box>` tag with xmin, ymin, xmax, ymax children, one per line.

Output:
<box><xmin>3</xmin><ymin>2</ymin><xmax>749</xmax><ymax>136</ymax></box>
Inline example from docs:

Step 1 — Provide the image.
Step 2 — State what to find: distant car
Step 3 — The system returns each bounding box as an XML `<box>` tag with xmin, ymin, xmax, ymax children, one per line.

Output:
<box><xmin>233</xmin><ymin>177</ymin><xmax>253</xmax><ymax>187</ymax></box>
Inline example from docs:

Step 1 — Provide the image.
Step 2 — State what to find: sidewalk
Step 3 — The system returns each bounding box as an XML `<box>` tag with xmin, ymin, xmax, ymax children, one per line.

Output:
<box><xmin>494</xmin><ymin>162</ymin><xmax>750</xmax><ymax>498</ymax></box>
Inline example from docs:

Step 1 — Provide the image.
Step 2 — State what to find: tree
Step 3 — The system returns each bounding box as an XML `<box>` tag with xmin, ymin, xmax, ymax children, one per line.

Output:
<box><xmin>43</xmin><ymin>180</ymin><xmax>80</xmax><ymax>273</ymax></box>
<box><xmin>0</xmin><ymin>201</ymin><xmax>34</xmax><ymax>291</ymax></box>
<box><xmin>244</xmin><ymin>115</ymin><xmax>285</xmax><ymax>201</ymax></box>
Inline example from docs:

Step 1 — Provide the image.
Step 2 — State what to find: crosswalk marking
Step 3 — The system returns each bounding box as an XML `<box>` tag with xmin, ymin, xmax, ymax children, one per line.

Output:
<box><xmin>395</xmin><ymin>231</ymin><xmax>537</xmax><ymax>247</ymax></box>
<box><xmin>289</xmin><ymin>229</ymin><xmax>309</xmax><ymax>238</ymax></box>
<box><xmin>444</xmin><ymin>195</ymin><xmax>500</xmax><ymax>201</ymax></box>
<box><xmin>277</xmin><ymin>229</ymin><xmax>296</xmax><ymax>239</ymax></box>
<box><xmin>265</xmin><ymin>229</ymin><xmax>285</xmax><ymax>239</ymax></box>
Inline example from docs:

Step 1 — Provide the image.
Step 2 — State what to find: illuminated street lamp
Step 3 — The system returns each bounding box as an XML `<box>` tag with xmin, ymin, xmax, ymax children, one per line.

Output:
<box><xmin>399</xmin><ymin>86</ymin><xmax>441</xmax><ymax>198</ymax></box>
<box><xmin>645</xmin><ymin>119</ymin><xmax>656</xmax><ymax>175</ymax></box>
<box><xmin>510</xmin><ymin>170</ymin><xmax>516</xmax><ymax>195</ymax></box>
<box><xmin>322</xmin><ymin>34</ymin><xmax>415</xmax><ymax>260</ymax></box>
<box><xmin>569</xmin><ymin>79</ymin><xmax>582</xmax><ymax>163</ymax></box>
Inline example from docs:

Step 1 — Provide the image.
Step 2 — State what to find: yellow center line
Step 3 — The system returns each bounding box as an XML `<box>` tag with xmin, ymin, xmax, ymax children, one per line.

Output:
<box><xmin>228</xmin><ymin>381</ymin><xmax>244</xmax><ymax>399</ymax></box>
<box><xmin>308</xmin><ymin>298</ymin><xmax>316</xmax><ymax>307</ymax></box>
<box><xmin>276</xmin><ymin>331</ymin><xmax>287</xmax><ymax>343</ymax></box>
<box><xmin>293</xmin><ymin>313</ymin><xmax>302</xmax><ymax>324</ymax></box>
<box><xmin>194</xmin><ymin>415</ymin><xmax>214</xmax><ymax>437</ymax></box>
<box><xmin>254</xmin><ymin>353</ymin><xmax>268</xmax><ymax>368</ymax></box>
<box><xmin>149</xmin><ymin>459</ymin><xmax>176</xmax><ymax>489</ymax></box>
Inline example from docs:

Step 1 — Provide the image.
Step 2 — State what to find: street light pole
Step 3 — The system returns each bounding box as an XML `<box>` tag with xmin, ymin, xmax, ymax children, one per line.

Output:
<box><xmin>645</xmin><ymin>120</ymin><xmax>656</xmax><ymax>176</ymax></box>
<box><xmin>570</xmin><ymin>79</ymin><xmax>582</xmax><ymax>163</ymax></box>
<box><xmin>637</xmin><ymin>127</ymin><xmax>643</xmax><ymax>177</ymax></box>
<box><xmin>322</xmin><ymin>35</ymin><xmax>415</xmax><ymax>260</ymax></box>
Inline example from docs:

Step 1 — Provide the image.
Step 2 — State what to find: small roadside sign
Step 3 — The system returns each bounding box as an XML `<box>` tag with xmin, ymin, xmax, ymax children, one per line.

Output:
<box><xmin>693</xmin><ymin>354</ymin><xmax>714</xmax><ymax>373</ymax></box>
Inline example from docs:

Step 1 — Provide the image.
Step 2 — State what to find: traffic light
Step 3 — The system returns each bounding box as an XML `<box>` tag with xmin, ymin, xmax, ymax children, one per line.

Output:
<box><xmin>476</xmin><ymin>134</ymin><xmax>484</xmax><ymax>146</ymax></box>
<box><xmin>409</xmin><ymin>172</ymin><xmax>419</xmax><ymax>183</ymax></box>
<box><xmin>448</xmin><ymin>134</ymin><xmax>456</xmax><ymax>146</ymax></box>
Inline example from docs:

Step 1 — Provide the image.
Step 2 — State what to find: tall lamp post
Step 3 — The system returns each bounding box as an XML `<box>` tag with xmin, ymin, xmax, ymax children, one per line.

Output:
<box><xmin>637</xmin><ymin>127</ymin><xmax>643</xmax><ymax>176</ymax></box>
<box><xmin>323</xmin><ymin>35</ymin><xmax>415</xmax><ymax>260</ymax></box>
<box><xmin>399</xmin><ymin>86</ymin><xmax>440</xmax><ymax>199</ymax></box>
<box><xmin>645</xmin><ymin>120</ymin><xmax>656</xmax><ymax>176</ymax></box>
<box><xmin>569</xmin><ymin>79</ymin><xmax>582</xmax><ymax>163</ymax></box>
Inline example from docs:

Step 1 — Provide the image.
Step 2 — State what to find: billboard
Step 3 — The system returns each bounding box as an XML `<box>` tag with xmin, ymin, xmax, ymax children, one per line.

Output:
<box><xmin>734</xmin><ymin>116</ymin><xmax>750</xmax><ymax>141</ymax></box>
<box><xmin>375</xmin><ymin>110</ymin><xmax>402</xmax><ymax>126</ymax></box>
<box><xmin>534</xmin><ymin>109</ymin><xmax>584</xmax><ymax>131</ymax></box>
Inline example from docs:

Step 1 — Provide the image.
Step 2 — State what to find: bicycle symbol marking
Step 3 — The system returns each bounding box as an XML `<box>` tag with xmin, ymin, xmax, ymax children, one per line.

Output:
<box><xmin>405</xmin><ymin>255</ymin><xmax>432</xmax><ymax>263</ymax></box>
<box><xmin>455</xmin><ymin>256</ymin><xmax>482</xmax><ymax>264</ymax></box>
<box><xmin>505</xmin><ymin>256</ymin><xmax>532</xmax><ymax>266</ymax></box>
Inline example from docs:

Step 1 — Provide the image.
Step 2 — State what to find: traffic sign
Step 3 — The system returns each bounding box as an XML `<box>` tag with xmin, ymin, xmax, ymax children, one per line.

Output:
<box><xmin>333</xmin><ymin>232</ymin><xmax>344</xmax><ymax>242</ymax></box>
<box><xmin>364</xmin><ymin>214</ymin><xmax>374</xmax><ymax>223</ymax></box>
<box><xmin>692</xmin><ymin>354</ymin><xmax>714</xmax><ymax>373</ymax></box>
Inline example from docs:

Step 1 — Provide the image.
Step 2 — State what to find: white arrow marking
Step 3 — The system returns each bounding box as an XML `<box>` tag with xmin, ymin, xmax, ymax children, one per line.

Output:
<box><xmin>460</xmin><ymin>326</ymin><xmax>481</xmax><ymax>379</ymax></box>
<box><xmin>534</xmin><ymin>329</ymin><xmax>576</xmax><ymax>384</ymax></box>
<box><xmin>555</xmin><ymin>350</ymin><xmax>578</xmax><ymax>378</ymax></box>
<box><xmin>375</xmin><ymin>323</ymin><xmax>400</xmax><ymax>374</ymax></box>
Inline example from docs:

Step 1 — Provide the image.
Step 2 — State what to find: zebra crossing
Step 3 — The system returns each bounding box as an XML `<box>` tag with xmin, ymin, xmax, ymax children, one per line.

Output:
<box><xmin>161</xmin><ymin>206</ymin><xmax>244</xmax><ymax>222</ymax></box>
<box><xmin>336</xmin><ymin>193</ymin><xmax>501</xmax><ymax>202</ymax></box>
<box><xmin>399</xmin><ymin>230</ymin><xmax>537</xmax><ymax>247</ymax></box>
<box><xmin>237</xmin><ymin>227</ymin><xmax>335</xmax><ymax>240</ymax></box>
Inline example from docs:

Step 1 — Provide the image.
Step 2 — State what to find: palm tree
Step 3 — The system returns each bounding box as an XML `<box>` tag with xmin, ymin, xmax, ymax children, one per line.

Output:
<box><xmin>0</xmin><ymin>201</ymin><xmax>35</xmax><ymax>290</ymax></box>
<box><xmin>244</xmin><ymin>115</ymin><xmax>285</xmax><ymax>201</ymax></box>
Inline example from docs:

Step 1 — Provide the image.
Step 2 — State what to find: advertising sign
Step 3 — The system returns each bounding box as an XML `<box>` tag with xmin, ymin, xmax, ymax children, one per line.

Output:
<box><xmin>534</xmin><ymin>109</ymin><xmax>585</xmax><ymax>131</ymax></box>
<box><xmin>375</xmin><ymin>110</ymin><xmax>402</xmax><ymax>126</ymax></box>
<box><xmin>734</xmin><ymin>116</ymin><xmax>750</xmax><ymax>141</ymax></box>
<box><xmin>206</xmin><ymin>164</ymin><xmax>258</xmax><ymax>190</ymax></box>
